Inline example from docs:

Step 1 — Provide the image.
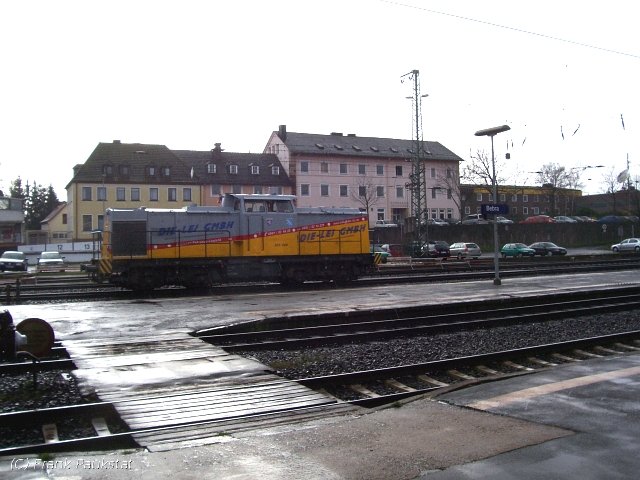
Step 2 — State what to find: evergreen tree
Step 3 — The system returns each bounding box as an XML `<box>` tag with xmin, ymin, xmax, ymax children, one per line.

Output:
<box><xmin>8</xmin><ymin>177</ymin><xmax>61</xmax><ymax>230</ymax></box>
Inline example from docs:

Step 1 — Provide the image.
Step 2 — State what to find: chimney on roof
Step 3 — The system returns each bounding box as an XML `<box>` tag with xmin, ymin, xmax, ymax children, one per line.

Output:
<box><xmin>211</xmin><ymin>143</ymin><xmax>223</xmax><ymax>157</ymax></box>
<box><xmin>347</xmin><ymin>133</ymin><xmax>356</xmax><ymax>137</ymax></box>
<box><xmin>330</xmin><ymin>132</ymin><xmax>343</xmax><ymax>136</ymax></box>
<box><xmin>113</xmin><ymin>140</ymin><xmax>121</xmax><ymax>144</ymax></box>
<box><xmin>278</xmin><ymin>125</ymin><xmax>287</xmax><ymax>142</ymax></box>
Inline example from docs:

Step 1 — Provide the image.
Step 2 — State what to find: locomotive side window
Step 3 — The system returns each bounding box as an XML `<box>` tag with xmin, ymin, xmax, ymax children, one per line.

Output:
<box><xmin>112</xmin><ymin>221</ymin><xmax>147</xmax><ymax>256</ymax></box>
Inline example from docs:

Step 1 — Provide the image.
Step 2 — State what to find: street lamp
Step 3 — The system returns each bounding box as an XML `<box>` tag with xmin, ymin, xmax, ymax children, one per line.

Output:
<box><xmin>475</xmin><ymin>124</ymin><xmax>511</xmax><ymax>286</ymax></box>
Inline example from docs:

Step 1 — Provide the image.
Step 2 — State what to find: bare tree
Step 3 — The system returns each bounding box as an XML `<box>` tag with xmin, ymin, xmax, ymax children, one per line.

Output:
<box><xmin>351</xmin><ymin>177</ymin><xmax>379</xmax><ymax>226</ymax></box>
<box><xmin>461</xmin><ymin>149</ymin><xmax>508</xmax><ymax>197</ymax></box>
<box><xmin>533</xmin><ymin>163</ymin><xmax>577</xmax><ymax>216</ymax></box>
<box><xmin>601</xmin><ymin>168</ymin><xmax>619</xmax><ymax>214</ymax></box>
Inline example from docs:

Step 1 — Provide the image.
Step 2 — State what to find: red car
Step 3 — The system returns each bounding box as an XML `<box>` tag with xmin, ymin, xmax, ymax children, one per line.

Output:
<box><xmin>520</xmin><ymin>215</ymin><xmax>556</xmax><ymax>224</ymax></box>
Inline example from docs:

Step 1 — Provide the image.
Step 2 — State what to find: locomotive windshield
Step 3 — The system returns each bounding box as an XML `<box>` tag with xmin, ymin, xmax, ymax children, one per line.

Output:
<box><xmin>244</xmin><ymin>199</ymin><xmax>293</xmax><ymax>213</ymax></box>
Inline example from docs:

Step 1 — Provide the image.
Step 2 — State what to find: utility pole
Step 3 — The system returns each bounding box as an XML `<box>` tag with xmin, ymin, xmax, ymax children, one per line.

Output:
<box><xmin>402</xmin><ymin>69</ymin><xmax>428</xmax><ymax>249</ymax></box>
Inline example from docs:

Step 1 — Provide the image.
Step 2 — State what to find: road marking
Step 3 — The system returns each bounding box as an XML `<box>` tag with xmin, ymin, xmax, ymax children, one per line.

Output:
<box><xmin>468</xmin><ymin>365</ymin><xmax>640</xmax><ymax>411</ymax></box>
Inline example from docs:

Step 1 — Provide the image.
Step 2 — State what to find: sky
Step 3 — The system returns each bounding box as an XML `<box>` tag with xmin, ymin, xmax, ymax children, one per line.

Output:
<box><xmin>1</xmin><ymin>0</ymin><xmax>639</xmax><ymax>197</ymax></box>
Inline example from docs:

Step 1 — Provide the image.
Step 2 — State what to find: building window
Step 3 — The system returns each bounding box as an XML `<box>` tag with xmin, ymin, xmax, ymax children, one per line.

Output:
<box><xmin>116</xmin><ymin>187</ymin><xmax>125</xmax><ymax>201</ymax></box>
<box><xmin>97</xmin><ymin>215</ymin><xmax>104</xmax><ymax>231</ymax></box>
<box><xmin>523</xmin><ymin>207</ymin><xmax>529</xmax><ymax>214</ymax></box>
<box><xmin>533</xmin><ymin>207</ymin><xmax>540</xmax><ymax>214</ymax></box>
<box><xmin>395</xmin><ymin>166</ymin><xmax>403</xmax><ymax>176</ymax></box>
<box><xmin>358</xmin><ymin>164</ymin><xmax>366</xmax><ymax>175</ymax></box>
<box><xmin>271</xmin><ymin>166</ymin><xmax>280</xmax><ymax>175</ymax></box>
<box><xmin>321</xmin><ymin>184</ymin><xmax>329</xmax><ymax>196</ymax></box>
<box><xmin>82</xmin><ymin>187</ymin><xmax>92</xmax><ymax>201</ymax></box>
<box><xmin>340</xmin><ymin>164</ymin><xmax>348</xmax><ymax>174</ymax></box>
<box><xmin>148</xmin><ymin>166</ymin><xmax>156</xmax><ymax>176</ymax></box>
<box><xmin>446</xmin><ymin>168</ymin><xmax>452</xmax><ymax>178</ymax></box>
<box><xmin>489</xmin><ymin>193</ymin><xmax>494</xmax><ymax>201</ymax></box>
<box><xmin>62</xmin><ymin>214</ymin><xmax>68</xmax><ymax>224</ymax></box>
<box><xmin>253</xmin><ymin>186</ymin><xmax>263</xmax><ymax>194</ymax></box>
<box><xmin>300</xmin><ymin>161</ymin><xmax>309</xmax><ymax>173</ymax></box>
<box><xmin>300</xmin><ymin>184</ymin><xmax>310</xmax><ymax>196</ymax></box>
<box><xmin>396</xmin><ymin>186</ymin><xmax>404</xmax><ymax>198</ymax></box>
<box><xmin>150</xmin><ymin>188</ymin><xmax>159</xmax><ymax>201</ymax></box>
<box><xmin>321</xmin><ymin>162</ymin><xmax>329</xmax><ymax>173</ymax></box>
<box><xmin>464</xmin><ymin>206</ymin><xmax>471</xmax><ymax>214</ymax></box>
<box><xmin>432</xmin><ymin>188</ymin><xmax>437</xmax><ymax>199</ymax></box>
<box><xmin>162</xmin><ymin>166</ymin><xmax>171</xmax><ymax>176</ymax></box>
<box><xmin>97</xmin><ymin>187</ymin><xmax>106</xmax><ymax>201</ymax></box>
<box><xmin>131</xmin><ymin>188</ymin><xmax>140</xmax><ymax>201</ymax></box>
<box><xmin>270</xmin><ymin>186</ymin><xmax>283</xmax><ymax>195</ymax></box>
<box><xmin>251</xmin><ymin>165</ymin><xmax>260</xmax><ymax>175</ymax></box>
<box><xmin>447</xmin><ymin>188</ymin><xmax>452</xmax><ymax>199</ymax></box>
<box><xmin>376</xmin><ymin>165</ymin><xmax>384</xmax><ymax>175</ymax></box>
<box><xmin>339</xmin><ymin>185</ymin><xmax>348</xmax><ymax>197</ymax></box>
<box><xmin>430</xmin><ymin>167</ymin><xmax>436</xmax><ymax>178</ymax></box>
<box><xmin>103</xmin><ymin>165</ymin><xmax>113</xmax><ymax>176</ymax></box>
<box><xmin>210</xmin><ymin>184</ymin><xmax>221</xmax><ymax>195</ymax></box>
<box><xmin>377</xmin><ymin>208</ymin><xmax>385</xmax><ymax>221</ymax></box>
<box><xmin>82</xmin><ymin>215</ymin><xmax>92</xmax><ymax>232</ymax></box>
<box><xmin>447</xmin><ymin>208</ymin><xmax>453</xmax><ymax>219</ymax></box>
<box><xmin>376</xmin><ymin>186</ymin><xmax>385</xmax><ymax>197</ymax></box>
<box><xmin>533</xmin><ymin>194</ymin><xmax>540</xmax><ymax>202</ymax></box>
<box><xmin>183</xmin><ymin>188</ymin><xmax>192</xmax><ymax>202</ymax></box>
<box><xmin>500</xmin><ymin>194</ymin><xmax>506</xmax><ymax>201</ymax></box>
<box><xmin>229</xmin><ymin>165</ymin><xmax>238</xmax><ymax>174</ymax></box>
<box><xmin>119</xmin><ymin>165</ymin><xmax>129</xmax><ymax>176</ymax></box>
<box><xmin>512</xmin><ymin>194</ymin><xmax>518</xmax><ymax>201</ymax></box>
<box><xmin>512</xmin><ymin>207</ymin><xmax>518</xmax><ymax>214</ymax></box>
<box><xmin>168</xmin><ymin>188</ymin><xmax>177</xmax><ymax>202</ymax></box>
<box><xmin>523</xmin><ymin>194</ymin><xmax>529</xmax><ymax>203</ymax></box>
<box><xmin>476</xmin><ymin>193</ymin><xmax>482</xmax><ymax>201</ymax></box>
<box><xmin>207</xmin><ymin>163</ymin><xmax>216</xmax><ymax>174</ymax></box>
<box><xmin>358</xmin><ymin>185</ymin><xmax>366</xmax><ymax>197</ymax></box>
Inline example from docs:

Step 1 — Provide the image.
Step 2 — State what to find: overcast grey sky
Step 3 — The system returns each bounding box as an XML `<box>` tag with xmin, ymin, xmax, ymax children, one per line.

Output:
<box><xmin>1</xmin><ymin>0</ymin><xmax>638</xmax><ymax>196</ymax></box>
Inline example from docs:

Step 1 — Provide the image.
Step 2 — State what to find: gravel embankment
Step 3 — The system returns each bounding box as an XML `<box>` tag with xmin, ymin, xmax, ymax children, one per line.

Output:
<box><xmin>242</xmin><ymin>311</ymin><xmax>640</xmax><ymax>379</ymax></box>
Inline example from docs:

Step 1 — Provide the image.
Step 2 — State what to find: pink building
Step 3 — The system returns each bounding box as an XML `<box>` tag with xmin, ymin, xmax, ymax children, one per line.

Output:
<box><xmin>264</xmin><ymin>125</ymin><xmax>463</xmax><ymax>226</ymax></box>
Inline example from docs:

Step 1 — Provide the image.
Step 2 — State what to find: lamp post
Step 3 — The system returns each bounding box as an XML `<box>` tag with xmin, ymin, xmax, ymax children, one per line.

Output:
<box><xmin>475</xmin><ymin>124</ymin><xmax>511</xmax><ymax>286</ymax></box>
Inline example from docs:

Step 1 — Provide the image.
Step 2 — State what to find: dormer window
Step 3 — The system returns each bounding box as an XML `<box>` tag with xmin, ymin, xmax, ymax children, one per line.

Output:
<box><xmin>148</xmin><ymin>165</ymin><xmax>157</xmax><ymax>176</ymax></box>
<box><xmin>229</xmin><ymin>164</ymin><xmax>238</xmax><ymax>174</ymax></box>
<box><xmin>162</xmin><ymin>166</ymin><xmax>171</xmax><ymax>176</ymax></box>
<box><xmin>271</xmin><ymin>165</ymin><xmax>280</xmax><ymax>175</ymax></box>
<box><xmin>207</xmin><ymin>163</ymin><xmax>216</xmax><ymax>174</ymax></box>
<box><xmin>102</xmin><ymin>164</ymin><xmax>114</xmax><ymax>176</ymax></box>
<box><xmin>251</xmin><ymin>165</ymin><xmax>260</xmax><ymax>175</ymax></box>
<box><xmin>119</xmin><ymin>165</ymin><xmax>129</xmax><ymax>176</ymax></box>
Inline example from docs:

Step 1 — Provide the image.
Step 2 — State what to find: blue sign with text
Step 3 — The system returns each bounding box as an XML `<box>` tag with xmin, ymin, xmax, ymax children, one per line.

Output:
<box><xmin>481</xmin><ymin>204</ymin><xmax>509</xmax><ymax>215</ymax></box>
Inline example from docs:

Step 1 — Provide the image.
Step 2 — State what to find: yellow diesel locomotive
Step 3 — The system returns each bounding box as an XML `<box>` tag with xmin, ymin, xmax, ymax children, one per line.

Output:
<box><xmin>96</xmin><ymin>194</ymin><xmax>373</xmax><ymax>290</ymax></box>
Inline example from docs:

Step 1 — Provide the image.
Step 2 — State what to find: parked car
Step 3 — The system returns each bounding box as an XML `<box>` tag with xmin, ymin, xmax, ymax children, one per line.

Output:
<box><xmin>449</xmin><ymin>242</ymin><xmax>482</xmax><ymax>259</ymax></box>
<box><xmin>611</xmin><ymin>238</ymin><xmax>640</xmax><ymax>253</ymax></box>
<box><xmin>495</xmin><ymin>216</ymin><xmax>514</xmax><ymax>224</ymax></box>
<box><xmin>528</xmin><ymin>242</ymin><xmax>567</xmax><ymax>256</ymax></box>
<box><xmin>37</xmin><ymin>251</ymin><xmax>66</xmax><ymax>272</ymax></box>
<box><xmin>0</xmin><ymin>251</ymin><xmax>28</xmax><ymax>272</ymax></box>
<box><xmin>374</xmin><ymin>220</ymin><xmax>398</xmax><ymax>228</ymax></box>
<box><xmin>554</xmin><ymin>216</ymin><xmax>577</xmax><ymax>223</ymax></box>
<box><xmin>425</xmin><ymin>240</ymin><xmax>451</xmax><ymax>258</ymax></box>
<box><xmin>461</xmin><ymin>214</ymin><xmax>488</xmax><ymax>225</ymax></box>
<box><xmin>520</xmin><ymin>215</ymin><xmax>555</xmax><ymax>224</ymax></box>
<box><xmin>424</xmin><ymin>218</ymin><xmax>449</xmax><ymax>227</ymax></box>
<box><xmin>370</xmin><ymin>245</ymin><xmax>391</xmax><ymax>263</ymax></box>
<box><xmin>500</xmin><ymin>243</ymin><xmax>536</xmax><ymax>258</ymax></box>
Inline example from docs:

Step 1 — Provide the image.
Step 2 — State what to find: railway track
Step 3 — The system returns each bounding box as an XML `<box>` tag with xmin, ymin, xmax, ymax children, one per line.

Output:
<box><xmin>2</xmin><ymin>255</ymin><xmax>640</xmax><ymax>304</ymax></box>
<box><xmin>297</xmin><ymin>332</ymin><xmax>640</xmax><ymax>407</ymax></box>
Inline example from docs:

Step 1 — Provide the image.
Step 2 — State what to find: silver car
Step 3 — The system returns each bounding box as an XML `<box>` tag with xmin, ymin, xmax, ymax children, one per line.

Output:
<box><xmin>449</xmin><ymin>242</ymin><xmax>482</xmax><ymax>259</ymax></box>
<box><xmin>611</xmin><ymin>238</ymin><xmax>640</xmax><ymax>253</ymax></box>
